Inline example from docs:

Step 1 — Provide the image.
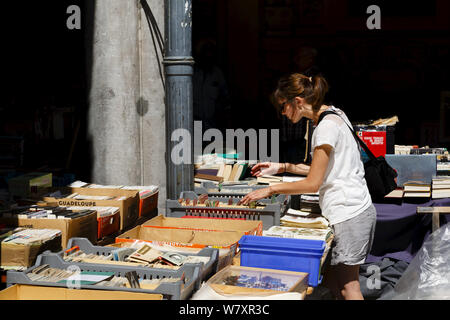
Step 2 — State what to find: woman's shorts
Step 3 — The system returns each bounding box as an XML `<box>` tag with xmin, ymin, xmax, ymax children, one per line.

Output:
<box><xmin>330</xmin><ymin>204</ymin><xmax>377</xmax><ymax>266</ymax></box>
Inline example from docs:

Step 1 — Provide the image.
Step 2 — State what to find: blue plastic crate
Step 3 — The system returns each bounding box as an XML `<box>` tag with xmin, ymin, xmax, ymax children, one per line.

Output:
<box><xmin>238</xmin><ymin>235</ymin><xmax>326</xmax><ymax>287</ymax></box>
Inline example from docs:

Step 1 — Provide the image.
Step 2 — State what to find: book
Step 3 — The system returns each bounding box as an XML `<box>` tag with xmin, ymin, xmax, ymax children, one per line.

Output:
<box><xmin>403</xmin><ymin>191</ymin><xmax>431</xmax><ymax>198</ymax></box>
<box><xmin>432</xmin><ymin>189</ymin><xmax>450</xmax><ymax>199</ymax></box>
<box><xmin>256</xmin><ymin>175</ymin><xmax>283</xmax><ymax>185</ymax></box>
<box><xmin>232</xmin><ymin>164</ymin><xmax>243</xmax><ymax>182</ymax></box>
<box><xmin>432</xmin><ymin>184</ymin><xmax>450</xmax><ymax>189</ymax></box>
<box><xmin>280</xmin><ymin>213</ymin><xmax>329</xmax><ymax>229</ymax></box>
<box><xmin>217</xmin><ymin>163</ymin><xmax>226</xmax><ymax>178</ymax></box>
<box><xmin>403</xmin><ymin>182</ymin><xmax>431</xmax><ymax>192</ymax></box>
<box><xmin>384</xmin><ymin>188</ymin><xmax>404</xmax><ymax>199</ymax></box>
<box><xmin>222</xmin><ymin>165</ymin><xmax>233</xmax><ymax>182</ymax></box>
<box><xmin>194</xmin><ymin>174</ymin><xmax>224</xmax><ymax>183</ymax></box>
<box><xmin>2</xmin><ymin>228</ymin><xmax>62</xmax><ymax>245</ymax></box>
<box><xmin>121</xmin><ymin>186</ymin><xmax>159</xmax><ymax>199</ymax></box>
<box><xmin>67</xmin><ymin>180</ymin><xmax>89</xmax><ymax>188</ymax></box>
<box><xmin>263</xmin><ymin>226</ymin><xmax>333</xmax><ymax>242</ymax></box>
<box><xmin>228</xmin><ymin>163</ymin><xmax>240</xmax><ymax>182</ymax></box>
<box><xmin>432</xmin><ymin>176</ymin><xmax>450</xmax><ymax>184</ymax></box>
<box><xmin>126</xmin><ymin>245</ymin><xmax>162</xmax><ymax>264</ymax></box>
<box><xmin>195</xmin><ymin>168</ymin><xmax>220</xmax><ymax>176</ymax></box>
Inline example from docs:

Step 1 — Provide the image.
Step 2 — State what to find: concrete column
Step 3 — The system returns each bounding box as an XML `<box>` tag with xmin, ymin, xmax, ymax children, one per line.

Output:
<box><xmin>139</xmin><ymin>1</ymin><xmax>167</xmax><ymax>210</ymax></box>
<box><xmin>88</xmin><ymin>0</ymin><xmax>167</xmax><ymax>211</ymax></box>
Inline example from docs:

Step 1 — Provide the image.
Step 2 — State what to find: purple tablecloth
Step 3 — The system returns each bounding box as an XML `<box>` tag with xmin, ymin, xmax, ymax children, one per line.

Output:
<box><xmin>367</xmin><ymin>198</ymin><xmax>450</xmax><ymax>263</ymax></box>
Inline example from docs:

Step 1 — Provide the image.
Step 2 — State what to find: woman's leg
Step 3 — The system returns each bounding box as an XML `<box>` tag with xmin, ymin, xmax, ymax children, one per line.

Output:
<box><xmin>336</xmin><ymin>264</ymin><xmax>364</xmax><ymax>300</ymax></box>
<box><xmin>322</xmin><ymin>264</ymin><xmax>344</xmax><ymax>300</ymax></box>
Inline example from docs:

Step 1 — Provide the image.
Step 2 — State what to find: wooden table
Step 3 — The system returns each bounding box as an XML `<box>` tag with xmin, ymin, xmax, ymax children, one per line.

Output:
<box><xmin>417</xmin><ymin>206</ymin><xmax>450</xmax><ymax>232</ymax></box>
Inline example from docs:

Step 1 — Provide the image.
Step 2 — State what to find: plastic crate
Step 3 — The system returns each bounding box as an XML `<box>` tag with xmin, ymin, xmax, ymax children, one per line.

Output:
<box><xmin>238</xmin><ymin>235</ymin><xmax>326</xmax><ymax>287</ymax></box>
<box><xmin>166</xmin><ymin>191</ymin><xmax>288</xmax><ymax>230</ymax></box>
<box><xmin>64</xmin><ymin>237</ymin><xmax>218</xmax><ymax>285</ymax></box>
<box><xmin>195</xmin><ymin>182</ymin><xmax>268</xmax><ymax>197</ymax></box>
<box><xmin>6</xmin><ymin>252</ymin><xmax>200</xmax><ymax>300</ymax></box>
<box><xmin>195</xmin><ymin>182</ymin><xmax>291</xmax><ymax>210</ymax></box>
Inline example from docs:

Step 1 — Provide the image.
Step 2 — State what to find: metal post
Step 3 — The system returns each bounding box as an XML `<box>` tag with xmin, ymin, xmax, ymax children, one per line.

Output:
<box><xmin>164</xmin><ymin>0</ymin><xmax>194</xmax><ymax>200</ymax></box>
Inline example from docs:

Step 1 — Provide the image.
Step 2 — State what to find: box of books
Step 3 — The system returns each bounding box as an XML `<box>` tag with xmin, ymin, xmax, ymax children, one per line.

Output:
<box><xmin>0</xmin><ymin>284</ymin><xmax>163</xmax><ymax>300</ymax></box>
<box><xmin>142</xmin><ymin>215</ymin><xmax>263</xmax><ymax>236</ymax></box>
<box><xmin>1</xmin><ymin>228</ymin><xmax>62</xmax><ymax>267</ymax></box>
<box><xmin>65</xmin><ymin>206</ymin><xmax>120</xmax><ymax>240</ymax></box>
<box><xmin>69</xmin><ymin>182</ymin><xmax>159</xmax><ymax>218</ymax></box>
<box><xmin>238</xmin><ymin>235</ymin><xmax>326</xmax><ymax>287</ymax></box>
<box><xmin>7</xmin><ymin>172</ymin><xmax>52</xmax><ymax>198</ymax></box>
<box><xmin>116</xmin><ymin>225</ymin><xmax>244</xmax><ymax>252</ymax></box>
<box><xmin>121</xmin><ymin>186</ymin><xmax>159</xmax><ymax>218</ymax></box>
<box><xmin>0</xmin><ymin>208</ymin><xmax>97</xmax><ymax>248</ymax></box>
<box><xmin>42</xmin><ymin>187</ymin><xmax>139</xmax><ymax>231</ymax></box>
<box><xmin>192</xmin><ymin>265</ymin><xmax>309</xmax><ymax>300</ymax></box>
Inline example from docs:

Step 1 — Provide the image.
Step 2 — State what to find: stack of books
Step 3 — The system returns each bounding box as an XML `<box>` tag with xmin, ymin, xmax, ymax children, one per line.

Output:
<box><xmin>431</xmin><ymin>176</ymin><xmax>450</xmax><ymax>199</ymax></box>
<box><xmin>280</xmin><ymin>208</ymin><xmax>329</xmax><ymax>229</ymax></box>
<box><xmin>403</xmin><ymin>181</ymin><xmax>431</xmax><ymax>199</ymax></box>
<box><xmin>194</xmin><ymin>162</ymin><xmax>250</xmax><ymax>183</ymax></box>
<box><xmin>299</xmin><ymin>194</ymin><xmax>321</xmax><ymax>214</ymax></box>
<box><xmin>263</xmin><ymin>225</ymin><xmax>333</xmax><ymax>242</ymax></box>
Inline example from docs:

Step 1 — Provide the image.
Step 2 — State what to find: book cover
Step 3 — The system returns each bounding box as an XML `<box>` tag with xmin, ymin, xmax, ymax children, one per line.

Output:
<box><xmin>222</xmin><ymin>165</ymin><xmax>233</xmax><ymax>182</ymax></box>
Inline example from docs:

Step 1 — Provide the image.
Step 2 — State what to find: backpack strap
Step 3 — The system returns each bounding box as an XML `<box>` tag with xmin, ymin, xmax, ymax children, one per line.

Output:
<box><xmin>317</xmin><ymin>110</ymin><xmax>378</xmax><ymax>162</ymax></box>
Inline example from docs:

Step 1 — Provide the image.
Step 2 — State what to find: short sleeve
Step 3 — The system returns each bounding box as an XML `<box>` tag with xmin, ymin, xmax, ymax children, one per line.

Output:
<box><xmin>314</xmin><ymin>119</ymin><xmax>340</xmax><ymax>149</ymax></box>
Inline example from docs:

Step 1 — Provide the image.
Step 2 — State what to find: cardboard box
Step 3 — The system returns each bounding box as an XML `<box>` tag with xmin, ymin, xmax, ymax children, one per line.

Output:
<box><xmin>1</xmin><ymin>234</ymin><xmax>62</xmax><ymax>267</ymax></box>
<box><xmin>116</xmin><ymin>225</ymin><xmax>244</xmax><ymax>251</ymax></box>
<box><xmin>0</xmin><ymin>284</ymin><xmax>163</xmax><ymax>300</ymax></box>
<box><xmin>138</xmin><ymin>191</ymin><xmax>158</xmax><ymax>218</ymax></box>
<box><xmin>7</xmin><ymin>172</ymin><xmax>52</xmax><ymax>198</ymax></box>
<box><xmin>42</xmin><ymin>187</ymin><xmax>139</xmax><ymax>231</ymax></box>
<box><xmin>87</xmin><ymin>186</ymin><xmax>159</xmax><ymax>218</ymax></box>
<box><xmin>143</xmin><ymin>215</ymin><xmax>263</xmax><ymax>236</ymax></box>
<box><xmin>206</xmin><ymin>265</ymin><xmax>308</xmax><ymax>297</ymax></box>
<box><xmin>0</xmin><ymin>212</ymin><xmax>97</xmax><ymax>249</ymax></box>
<box><xmin>97</xmin><ymin>211</ymin><xmax>120</xmax><ymax>240</ymax></box>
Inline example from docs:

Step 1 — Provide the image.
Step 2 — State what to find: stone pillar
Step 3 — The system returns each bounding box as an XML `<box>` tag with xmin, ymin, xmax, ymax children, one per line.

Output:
<box><xmin>88</xmin><ymin>0</ymin><xmax>167</xmax><ymax>211</ymax></box>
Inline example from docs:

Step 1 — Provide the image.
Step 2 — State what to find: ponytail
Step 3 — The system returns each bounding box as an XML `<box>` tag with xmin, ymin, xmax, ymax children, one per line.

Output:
<box><xmin>273</xmin><ymin>73</ymin><xmax>329</xmax><ymax>113</ymax></box>
<box><xmin>309</xmin><ymin>75</ymin><xmax>329</xmax><ymax>112</ymax></box>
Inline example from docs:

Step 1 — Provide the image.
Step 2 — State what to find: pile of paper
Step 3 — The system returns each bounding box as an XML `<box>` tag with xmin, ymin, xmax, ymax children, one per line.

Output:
<box><xmin>2</xmin><ymin>228</ymin><xmax>61</xmax><ymax>245</ymax></box>
<box><xmin>263</xmin><ymin>226</ymin><xmax>333</xmax><ymax>242</ymax></box>
<box><xmin>280</xmin><ymin>208</ymin><xmax>329</xmax><ymax>229</ymax></box>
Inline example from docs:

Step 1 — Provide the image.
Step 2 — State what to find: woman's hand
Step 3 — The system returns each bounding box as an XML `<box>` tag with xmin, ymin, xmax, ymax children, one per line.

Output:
<box><xmin>238</xmin><ymin>187</ymin><xmax>273</xmax><ymax>205</ymax></box>
<box><xmin>251</xmin><ymin>162</ymin><xmax>283</xmax><ymax>177</ymax></box>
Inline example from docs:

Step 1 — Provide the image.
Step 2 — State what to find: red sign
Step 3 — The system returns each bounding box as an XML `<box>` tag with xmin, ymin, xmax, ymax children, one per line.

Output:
<box><xmin>357</xmin><ymin>130</ymin><xmax>387</xmax><ymax>158</ymax></box>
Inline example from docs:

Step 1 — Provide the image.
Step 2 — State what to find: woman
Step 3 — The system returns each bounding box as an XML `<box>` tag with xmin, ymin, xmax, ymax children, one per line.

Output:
<box><xmin>239</xmin><ymin>73</ymin><xmax>377</xmax><ymax>300</ymax></box>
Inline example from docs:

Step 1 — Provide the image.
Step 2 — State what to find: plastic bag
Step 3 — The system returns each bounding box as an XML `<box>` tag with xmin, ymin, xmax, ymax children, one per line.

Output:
<box><xmin>390</xmin><ymin>223</ymin><xmax>450</xmax><ymax>300</ymax></box>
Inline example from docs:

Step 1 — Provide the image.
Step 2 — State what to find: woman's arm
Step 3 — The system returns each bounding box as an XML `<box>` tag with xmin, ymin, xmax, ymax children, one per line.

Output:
<box><xmin>285</xmin><ymin>163</ymin><xmax>311</xmax><ymax>176</ymax></box>
<box><xmin>238</xmin><ymin>145</ymin><xmax>332</xmax><ymax>204</ymax></box>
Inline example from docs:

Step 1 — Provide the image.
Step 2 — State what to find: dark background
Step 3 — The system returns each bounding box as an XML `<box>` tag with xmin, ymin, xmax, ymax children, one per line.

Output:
<box><xmin>1</xmin><ymin>0</ymin><xmax>450</xmax><ymax>182</ymax></box>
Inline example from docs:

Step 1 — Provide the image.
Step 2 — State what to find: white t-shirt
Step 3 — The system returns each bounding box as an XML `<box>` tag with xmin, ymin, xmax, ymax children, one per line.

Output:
<box><xmin>311</xmin><ymin>106</ymin><xmax>372</xmax><ymax>225</ymax></box>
